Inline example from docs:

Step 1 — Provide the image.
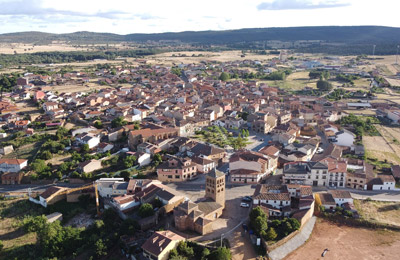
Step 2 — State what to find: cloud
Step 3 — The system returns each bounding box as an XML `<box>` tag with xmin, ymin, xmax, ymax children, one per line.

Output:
<box><xmin>257</xmin><ymin>0</ymin><xmax>350</xmax><ymax>10</ymax></box>
<box><xmin>0</xmin><ymin>0</ymin><xmax>155</xmax><ymax>20</ymax></box>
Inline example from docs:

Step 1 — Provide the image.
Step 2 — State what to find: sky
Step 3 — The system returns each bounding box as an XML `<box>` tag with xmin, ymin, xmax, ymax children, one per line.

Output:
<box><xmin>0</xmin><ymin>0</ymin><xmax>398</xmax><ymax>34</ymax></box>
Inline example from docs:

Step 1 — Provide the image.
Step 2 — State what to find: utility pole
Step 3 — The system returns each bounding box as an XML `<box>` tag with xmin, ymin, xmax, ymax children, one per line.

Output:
<box><xmin>372</xmin><ymin>45</ymin><xmax>376</xmax><ymax>58</ymax></box>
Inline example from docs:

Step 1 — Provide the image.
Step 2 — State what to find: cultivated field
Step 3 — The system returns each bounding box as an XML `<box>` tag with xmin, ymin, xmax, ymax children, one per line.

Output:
<box><xmin>0</xmin><ymin>43</ymin><xmax>139</xmax><ymax>55</ymax></box>
<box><xmin>147</xmin><ymin>50</ymin><xmax>280</xmax><ymax>65</ymax></box>
<box><xmin>286</xmin><ymin>219</ymin><xmax>400</xmax><ymax>260</ymax></box>
<box><xmin>355</xmin><ymin>200</ymin><xmax>400</xmax><ymax>227</ymax></box>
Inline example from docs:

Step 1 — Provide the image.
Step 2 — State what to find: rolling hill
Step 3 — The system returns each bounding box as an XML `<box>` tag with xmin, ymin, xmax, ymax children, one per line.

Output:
<box><xmin>0</xmin><ymin>26</ymin><xmax>398</xmax><ymax>45</ymax></box>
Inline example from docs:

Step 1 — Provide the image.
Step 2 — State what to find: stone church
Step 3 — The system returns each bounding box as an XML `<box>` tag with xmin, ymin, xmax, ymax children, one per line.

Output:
<box><xmin>174</xmin><ymin>169</ymin><xmax>226</xmax><ymax>235</ymax></box>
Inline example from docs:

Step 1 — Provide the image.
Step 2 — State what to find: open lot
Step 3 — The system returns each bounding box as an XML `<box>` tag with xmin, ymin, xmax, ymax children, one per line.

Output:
<box><xmin>355</xmin><ymin>200</ymin><xmax>400</xmax><ymax>227</ymax></box>
<box><xmin>363</xmin><ymin>135</ymin><xmax>400</xmax><ymax>165</ymax></box>
<box><xmin>286</xmin><ymin>219</ymin><xmax>400</xmax><ymax>260</ymax></box>
<box><xmin>0</xmin><ymin>199</ymin><xmax>41</xmax><ymax>257</ymax></box>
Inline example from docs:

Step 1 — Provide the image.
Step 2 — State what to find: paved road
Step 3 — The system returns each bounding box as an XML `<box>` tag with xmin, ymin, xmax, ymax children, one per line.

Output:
<box><xmin>269</xmin><ymin>216</ymin><xmax>317</xmax><ymax>260</ymax></box>
<box><xmin>312</xmin><ymin>186</ymin><xmax>400</xmax><ymax>202</ymax></box>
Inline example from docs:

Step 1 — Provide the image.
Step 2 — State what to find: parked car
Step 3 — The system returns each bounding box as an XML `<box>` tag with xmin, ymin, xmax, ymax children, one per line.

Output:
<box><xmin>242</xmin><ymin>197</ymin><xmax>252</xmax><ymax>202</ymax></box>
<box><xmin>240</xmin><ymin>202</ymin><xmax>250</xmax><ymax>208</ymax></box>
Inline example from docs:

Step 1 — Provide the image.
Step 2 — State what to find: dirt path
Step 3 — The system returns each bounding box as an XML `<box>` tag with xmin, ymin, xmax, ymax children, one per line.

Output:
<box><xmin>228</xmin><ymin>230</ymin><xmax>257</xmax><ymax>260</ymax></box>
<box><xmin>286</xmin><ymin>219</ymin><xmax>400</xmax><ymax>260</ymax></box>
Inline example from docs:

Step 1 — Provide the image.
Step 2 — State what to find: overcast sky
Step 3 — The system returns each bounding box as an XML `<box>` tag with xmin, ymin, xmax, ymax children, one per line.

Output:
<box><xmin>0</xmin><ymin>0</ymin><xmax>398</xmax><ymax>34</ymax></box>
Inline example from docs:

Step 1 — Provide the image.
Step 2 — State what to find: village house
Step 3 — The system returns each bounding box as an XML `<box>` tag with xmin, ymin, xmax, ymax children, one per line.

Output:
<box><xmin>0</xmin><ymin>159</ymin><xmax>28</xmax><ymax>173</ymax></box>
<box><xmin>142</xmin><ymin>230</ymin><xmax>184</xmax><ymax>260</ymax></box>
<box><xmin>229</xmin><ymin>150</ymin><xmax>277</xmax><ymax>184</ymax></box>
<box><xmin>156</xmin><ymin>157</ymin><xmax>197</xmax><ymax>182</ymax></box>
<box><xmin>77</xmin><ymin>159</ymin><xmax>102</xmax><ymax>173</ymax></box>
<box><xmin>1</xmin><ymin>172</ymin><xmax>24</xmax><ymax>184</ymax></box>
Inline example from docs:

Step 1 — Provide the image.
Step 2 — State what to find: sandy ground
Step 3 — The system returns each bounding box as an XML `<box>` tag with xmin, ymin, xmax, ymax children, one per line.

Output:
<box><xmin>229</xmin><ymin>230</ymin><xmax>257</xmax><ymax>260</ymax></box>
<box><xmin>286</xmin><ymin>219</ymin><xmax>400</xmax><ymax>260</ymax></box>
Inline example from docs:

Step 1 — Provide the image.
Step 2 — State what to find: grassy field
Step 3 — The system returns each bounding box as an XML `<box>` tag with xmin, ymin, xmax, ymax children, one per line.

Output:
<box><xmin>363</xmin><ymin>124</ymin><xmax>400</xmax><ymax>165</ymax></box>
<box><xmin>0</xmin><ymin>198</ymin><xmax>43</xmax><ymax>258</ymax></box>
<box><xmin>2</xmin><ymin>142</ymin><xmax>43</xmax><ymax>162</ymax></box>
<box><xmin>355</xmin><ymin>200</ymin><xmax>400</xmax><ymax>227</ymax></box>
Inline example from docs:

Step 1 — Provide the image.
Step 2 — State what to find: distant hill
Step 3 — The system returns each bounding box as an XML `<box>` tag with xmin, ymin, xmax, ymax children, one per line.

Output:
<box><xmin>1</xmin><ymin>26</ymin><xmax>399</xmax><ymax>45</ymax></box>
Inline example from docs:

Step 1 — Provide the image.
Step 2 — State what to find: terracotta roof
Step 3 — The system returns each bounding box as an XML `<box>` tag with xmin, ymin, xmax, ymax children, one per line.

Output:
<box><xmin>141</xmin><ymin>231</ymin><xmax>184</xmax><ymax>257</ymax></box>
<box><xmin>329</xmin><ymin>190</ymin><xmax>352</xmax><ymax>199</ymax></box>
<box><xmin>0</xmin><ymin>158</ymin><xmax>27</xmax><ymax>165</ymax></box>
<box><xmin>40</xmin><ymin>186</ymin><xmax>65</xmax><ymax>199</ymax></box>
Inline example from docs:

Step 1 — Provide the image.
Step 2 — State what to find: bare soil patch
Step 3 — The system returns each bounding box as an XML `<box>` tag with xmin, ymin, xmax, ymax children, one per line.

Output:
<box><xmin>286</xmin><ymin>219</ymin><xmax>400</xmax><ymax>260</ymax></box>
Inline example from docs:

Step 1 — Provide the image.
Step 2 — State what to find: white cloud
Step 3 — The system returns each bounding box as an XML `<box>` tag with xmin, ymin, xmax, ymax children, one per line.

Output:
<box><xmin>0</xmin><ymin>0</ymin><xmax>398</xmax><ymax>34</ymax></box>
<box><xmin>257</xmin><ymin>0</ymin><xmax>350</xmax><ymax>10</ymax></box>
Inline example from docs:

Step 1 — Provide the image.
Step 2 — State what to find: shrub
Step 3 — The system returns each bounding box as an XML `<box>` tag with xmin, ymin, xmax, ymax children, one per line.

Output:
<box><xmin>138</xmin><ymin>203</ymin><xmax>154</xmax><ymax>218</ymax></box>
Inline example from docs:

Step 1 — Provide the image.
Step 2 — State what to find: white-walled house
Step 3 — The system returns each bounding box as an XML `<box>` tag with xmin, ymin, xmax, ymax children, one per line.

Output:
<box><xmin>75</xmin><ymin>133</ymin><xmax>100</xmax><ymax>149</ymax></box>
<box><xmin>0</xmin><ymin>159</ymin><xmax>28</xmax><ymax>173</ymax></box>
<box><xmin>334</xmin><ymin>130</ymin><xmax>355</xmax><ymax>148</ymax></box>
<box><xmin>387</xmin><ymin>110</ymin><xmax>400</xmax><ymax>123</ymax></box>
<box><xmin>137</xmin><ymin>153</ymin><xmax>151</xmax><ymax>167</ymax></box>
<box><xmin>329</xmin><ymin>190</ymin><xmax>353</xmax><ymax>207</ymax></box>
<box><xmin>370</xmin><ymin>175</ymin><xmax>397</xmax><ymax>191</ymax></box>
<box><xmin>96</xmin><ymin>178</ymin><xmax>125</xmax><ymax>198</ymax></box>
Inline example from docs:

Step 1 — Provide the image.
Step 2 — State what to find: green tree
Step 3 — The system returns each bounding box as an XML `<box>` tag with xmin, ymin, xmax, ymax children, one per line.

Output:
<box><xmin>123</xmin><ymin>155</ymin><xmax>137</xmax><ymax>168</ymax></box>
<box><xmin>265</xmin><ymin>227</ymin><xmax>278</xmax><ymax>241</ymax></box>
<box><xmin>153</xmin><ymin>153</ymin><xmax>162</xmax><ymax>166</ymax></box>
<box><xmin>201</xmin><ymin>248</ymin><xmax>210</xmax><ymax>260</ymax></box>
<box><xmin>254</xmin><ymin>216</ymin><xmax>268</xmax><ymax>234</ymax></box>
<box><xmin>111</xmin><ymin>116</ymin><xmax>127</xmax><ymax>128</ymax></box>
<box><xmin>219</xmin><ymin>72</ymin><xmax>230</xmax><ymax>81</ymax></box>
<box><xmin>55</xmin><ymin>127</ymin><xmax>69</xmax><ymax>140</ymax></box>
<box><xmin>82</xmin><ymin>144</ymin><xmax>90</xmax><ymax>153</ymax></box>
<box><xmin>288</xmin><ymin>218</ymin><xmax>300</xmax><ymax>231</ymax></box>
<box><xmin>120</xmin><ymin>170</ymin><xmax>131</xmax><ymax>181</ymax></box>
<box><xmin>168</xmin><ymin>248</ymin><xmax>178</xmax><ymax>259</ymax></box>
<box><xmin>177</xmin><ymin>241</ymin><xmax>194</xmax><ymax>259</ymax></box>
<box><xmin>95</xmin><ymin>239</ymin><xmax>107</xmax><ymax>257</ymax></box>
<box><xmin>316</xmin><ymin>80</ymin><xmax>333</xmax><ymax>91</ymax></box>
<box><xmin>40</xmin><ymin>150</ymin><xmax>52</xmax><ymax>160</ymax></box>
<box><xmin>94</xmin><ymin>121</ymin><xmax>103</xmax><ymax>129</ymax></box>
<box><xmin>31</xmin><ymin>159</ymin><xmax>49</xmax><ymax>173</ymax></box>
<box><xmin>249</xmin><ymin>206</ymin><xmax>267</xmax><ymax>224</ymax></box>
<box><xmin>208</xmin><ymin>247</ymin><xmax>231</xmax><ymax>260</ymax></box>
<box><xmin>0</xmin><ymin>240</ymin><xmax>3</xmax><ymax>252</ymax></box>
<box><xmin>138</xmin><ymin>203</ymin><xmax>154</xmax><ymax>218</ymax></box>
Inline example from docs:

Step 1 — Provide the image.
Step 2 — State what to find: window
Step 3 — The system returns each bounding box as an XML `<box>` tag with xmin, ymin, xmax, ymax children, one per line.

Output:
<box><xmin>175</xmin><ymin>175</ymin><xmax>180</xmax><ymax>179</ymax></box>
<box><xmin>168</xmin><ymin>175</ymin><xmax>172</xmax><ymax>179</ymax></box>
<box><xmin>175</xmin><ymin>170</ymin><xmax>178</xmax><ymax>173</ymax></box>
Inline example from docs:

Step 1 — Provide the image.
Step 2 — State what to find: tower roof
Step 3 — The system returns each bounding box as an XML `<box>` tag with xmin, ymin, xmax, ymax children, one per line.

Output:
<box><xmin>207</xmin><ymin>169</ymin><xmax>225</xmax><ymax>179</ymax></box>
